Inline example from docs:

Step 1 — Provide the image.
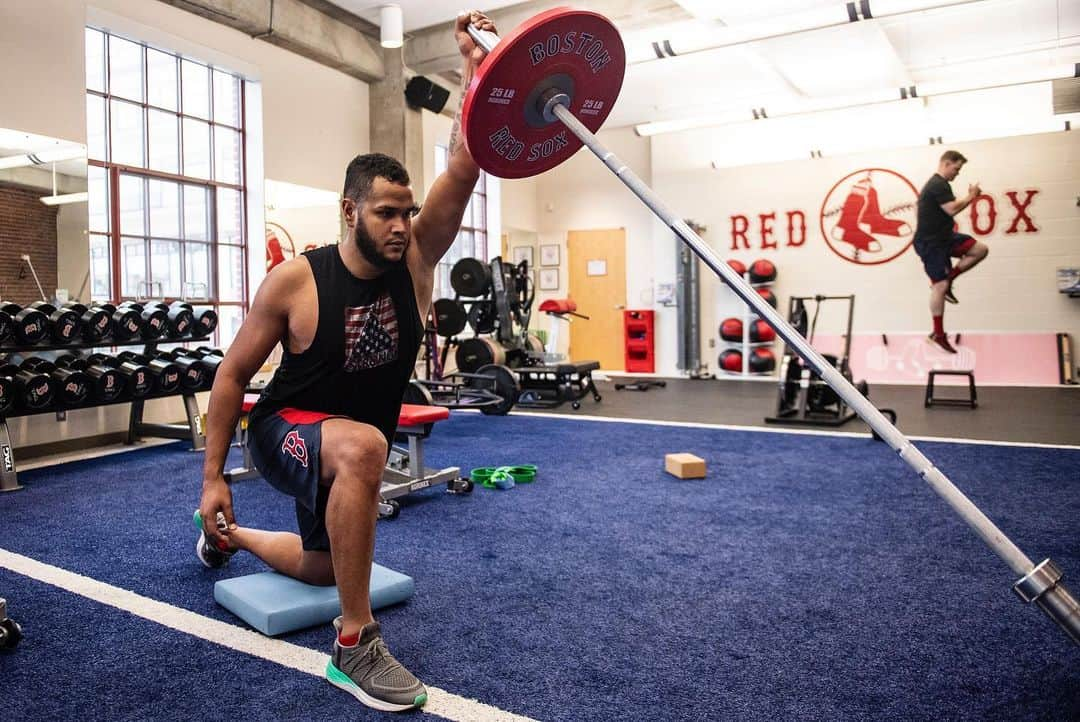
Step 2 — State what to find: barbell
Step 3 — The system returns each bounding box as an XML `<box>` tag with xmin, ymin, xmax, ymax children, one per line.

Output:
<box><xmin>461</xmin><ymin>7</ymin><xmax>1079</xmax><ymax>645</ymax></box>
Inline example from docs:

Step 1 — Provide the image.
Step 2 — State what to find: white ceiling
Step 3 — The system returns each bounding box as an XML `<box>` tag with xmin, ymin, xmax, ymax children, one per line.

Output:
<box><xmin>326</xmin><ymin>0</ymin><xmax>524</xmax><ymax>32</ymax></box>
<box><xmin>330</xmin><ymin>0</ymin><xmax>1080</xmax><ymax>134</ymax></box>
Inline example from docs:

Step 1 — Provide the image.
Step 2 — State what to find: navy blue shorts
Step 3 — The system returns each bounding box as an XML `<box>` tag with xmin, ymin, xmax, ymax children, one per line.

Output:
<box><xmin>247</xmin><ymin>408</ymin><xmax>345</xmax><ymax>552</ymax></box>
<box><xmin>914</xmin><ymin>232</ymin><xmax>976</xmax><ymax>282</ymax></box>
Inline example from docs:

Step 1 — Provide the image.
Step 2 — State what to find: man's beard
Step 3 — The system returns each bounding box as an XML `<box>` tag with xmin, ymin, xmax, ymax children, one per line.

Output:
<box><xmin>355</xmin><ymin>222</ymin><xmax>406</xmax><ymax>269</ymax></box>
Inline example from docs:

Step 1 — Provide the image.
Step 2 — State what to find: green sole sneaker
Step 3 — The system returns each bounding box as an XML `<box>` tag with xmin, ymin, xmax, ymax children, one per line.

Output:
<box><xmin>326</xmin><ymin>659</ymin><xmax>428</xmax><ymax>712</ymax></box>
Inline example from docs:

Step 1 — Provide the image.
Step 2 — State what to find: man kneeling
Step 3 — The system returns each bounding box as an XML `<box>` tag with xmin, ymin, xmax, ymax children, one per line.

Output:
<box><xmin>195</xmin><ymin>10</ymin><xmax>496</xmax><ymax>712</ymax></box>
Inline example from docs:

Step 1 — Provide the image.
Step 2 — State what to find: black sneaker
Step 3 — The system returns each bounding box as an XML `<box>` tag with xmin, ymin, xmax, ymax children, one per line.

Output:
<box><xmin>193</xmin><ymin>509</ymin><xmax>234</xmax><ymax>569</ymax></box>
<box><xmin>927</xmin><ymin>333</ymin><xmax>958</xmax><ymax>354</ymax></box>
<box><xmin>944</xmin><ymin>281</ymin><xmax>958</xmax><ymax>304</ymax></box>
<box><xmin>326</xmin><ymin>618</ymin><xmax>427</xmax><ymax>712</ymax></box>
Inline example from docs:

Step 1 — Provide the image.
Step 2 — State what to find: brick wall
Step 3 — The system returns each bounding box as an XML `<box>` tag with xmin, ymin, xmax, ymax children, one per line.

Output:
<box><xmin>0</xmin><ymin>182</ymin><xmax>59</xmax><ymax>305</ymax></box>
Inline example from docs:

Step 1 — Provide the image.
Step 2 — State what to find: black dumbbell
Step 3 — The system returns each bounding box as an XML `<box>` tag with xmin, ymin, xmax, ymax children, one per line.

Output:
<box><xmin>40</xmin><ymin>351</ymin><xmax>123</xmax><ymax>401</ymax></box>
<box><xmin>174</xmin><ymin>348</ymin><xmax>223</xmax><ymax>376</ymax></box>
<box><xmin>150</xmin><ymin>302</ymin><xmax>196</xmax><ymax>339</ymax></box>
<box><xmin>98</xmin><ymin>303</ymin><xmax>143</xmax><ymax>342</ymax></box>
<box><xmin>0</xmin><ymin>303</ymin><xmax>49</xmax><ymax>345</ymax></box>
<box><xmin>0</xmin><ymin>305</ymin><xmax>13</xmax><ymax>345</ymax></box>
<box><xmin>85</xmin><ymin>353</ymin><xmax>154</xmax><ymax>398</ymax></box>
<box><xmin>54</xmin><ymin>352</ymin><xmax>124</xmax><ymax>402</ymax></box>
<box><xmin>117</xmin><ymin>302</ymin><xmax>168</xmax><ymax>341</ymax></box>
<box><xmin>191</xmin><ymin>306</ymin><xmax>218</xmax><ymax>337</ymax></box>
<box><xmin>152</xmin><ymin>349</ymin><xmax>210</xmax><ymax>390</ymax></box>
<box><xmin>117</xmin><ymin>351</ymin><xmax>182</xmax><ymax>394</ymax></box>
<box><xmin>0</xmin><ymin>374</ymin><xmax>15</xmax><ymax>415</ymax></box>
<box><xmin>26</xmin><ymin>302</ymin><xmax>81</xmax><ymax>344</ymax></box>
<box><xmin>61</xmin><ymin>302</ymin><xmax>113</xmax><ymax>343</ymax></box>
<box><xmin>0</xmin><ymin>354</ymin><xmax>56</xmax><ymax>410</ymax></box>
<box><xmin>13</xmin><ymin>355</ymin><xmax>92</xmax><ymax>406</ymax></box>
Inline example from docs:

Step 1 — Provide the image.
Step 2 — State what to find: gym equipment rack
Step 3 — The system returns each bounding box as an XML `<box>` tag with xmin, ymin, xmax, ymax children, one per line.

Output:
<box><xmin>0</xmin><ymin>333</ymin><xmax>212</xmax><ymax>493</ymax></box>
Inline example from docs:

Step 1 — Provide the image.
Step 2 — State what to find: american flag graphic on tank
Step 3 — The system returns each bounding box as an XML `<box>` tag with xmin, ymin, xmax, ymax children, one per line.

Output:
<box><xmin>343</xmin><ymin>292</ymin><xmax>399</xmax><ymax>371</ymax></box>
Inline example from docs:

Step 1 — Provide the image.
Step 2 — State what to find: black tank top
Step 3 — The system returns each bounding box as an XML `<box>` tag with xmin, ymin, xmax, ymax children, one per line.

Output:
<box><xmin>249</xmin><ymin>245</ymin><xmax>423</xmax><ymax>445</ymax></box>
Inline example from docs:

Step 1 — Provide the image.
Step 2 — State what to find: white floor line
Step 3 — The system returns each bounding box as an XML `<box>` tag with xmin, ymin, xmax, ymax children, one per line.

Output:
<box><xmin>511</xmin><ymin>410</ymin><xmax>1080</xmax><ymax>451</ymax></box>
<box><xmin>0</xmin><ymin>548</ymin><xmax>537</xmax><ymax>722</ymax></box>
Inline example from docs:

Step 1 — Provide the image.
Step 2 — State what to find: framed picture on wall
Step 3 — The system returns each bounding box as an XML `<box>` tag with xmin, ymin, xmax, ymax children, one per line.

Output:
<box><xmin>512</xmin><ymin>246</ymin><xmax>534</xmax><ymax>267</ymax></box>
<box><xmin>539</xmin><ymin>268</ymin><xmax>559</xmax><ymax>290</ymax></box>
<box><xmin>540</xmin><ymin>244</ymin><xmax>560</xmax><ymax>267</ymax></box>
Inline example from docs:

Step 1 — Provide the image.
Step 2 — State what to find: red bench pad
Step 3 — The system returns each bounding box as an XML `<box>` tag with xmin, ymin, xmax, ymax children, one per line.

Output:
<box><xmin>398</xmin><ymin>403</ymin><xmax>450</xmax><ymax>425</ymax></box>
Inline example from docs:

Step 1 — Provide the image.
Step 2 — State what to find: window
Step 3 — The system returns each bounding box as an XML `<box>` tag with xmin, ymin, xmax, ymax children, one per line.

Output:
<box><xmin>85</xmin><ymin>26</ymin><xmax>247</xmax><ymax>346</ymax></box>
<box><xmin>433</xmin><ymin>145</ymin><xmax>489</xmax><ymax>299</ymax></box>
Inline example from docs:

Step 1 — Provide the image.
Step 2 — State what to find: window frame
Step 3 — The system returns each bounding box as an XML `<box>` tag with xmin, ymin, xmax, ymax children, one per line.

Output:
<box><xmin>433</xmin><ymin>144</ymin><xmax>489</xmax><ymax>300</ymax></box>
<box><xmin>85</xmin><ymin>26</ymin><xmax>249</xmax><ymax>346</ymax></box>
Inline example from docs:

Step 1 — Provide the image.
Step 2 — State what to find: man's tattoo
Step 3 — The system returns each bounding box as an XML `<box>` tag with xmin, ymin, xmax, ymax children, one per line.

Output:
<box><xmin>448</xmin><ymin>65</ymin><xmax>473</xmax><ymax>156</ymax></box>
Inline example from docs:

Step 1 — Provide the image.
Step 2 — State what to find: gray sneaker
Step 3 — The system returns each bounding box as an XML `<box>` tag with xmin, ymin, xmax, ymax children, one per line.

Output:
<box><xmin>192</xmin><ymin>509</ymin><xmax>234</xmax><ymax>569</ymax></box>
<box><xmin>325</xmin><ymin>618</ymin><xmax>427</xmax><ymax>712</ymax></box>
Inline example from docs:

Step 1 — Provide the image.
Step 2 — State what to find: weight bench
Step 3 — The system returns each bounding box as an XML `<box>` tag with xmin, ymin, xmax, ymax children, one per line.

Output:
<box><xmin>225</xmin><ymin>397</ymin><xmax>469</xmax><ymax>518</ymax></box>
<box><xmin>925</xmin><ymin>369</ymin><xmax>978</xmax><ymax>409</ymax></box>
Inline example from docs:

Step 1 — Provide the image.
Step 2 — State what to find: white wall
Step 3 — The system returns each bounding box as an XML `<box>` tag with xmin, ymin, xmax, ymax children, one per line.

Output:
<box><xmin>650</xmin><ymin>130</ymin><xmax>1080</xmax><ymax>376</ymax></box>
<box><xmin>0</xmin><ymin>0</ymin><xmax>371</xmax><ymax>450</ymax></box>
<box><xmin>529</xmin><ymin>127</ymin><xmax>656</xmax><ymax>359</ymax></box>
<box><xmin>0</xmin><ymin>1</ymin><xmax>87</xmax><ymax>144</ymax></box>
<box><xmin>501</xmin><ymin>177</ymin><xmax>540</xmax><ymax>233</ymax></box>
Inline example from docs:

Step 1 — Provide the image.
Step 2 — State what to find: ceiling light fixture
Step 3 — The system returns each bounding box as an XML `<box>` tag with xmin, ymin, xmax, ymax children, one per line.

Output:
<box><xmin>634</xmin><ymin>63</ymin><xmax>1076</xmax><ymax>137</ymax></box>
<box><xmin>39</xmin><ymin>161</ymin><xmax>88</xmax><ymax>206</ymax></box>
<box><xmin>40</xmin><ymin>192</ymin><xmax>89</xmax><ymax>206</ymax></box>
<box><xmin>380</xmin><ymin>4</ymin><xmax>403</xmax><ymax>49</ymax></box>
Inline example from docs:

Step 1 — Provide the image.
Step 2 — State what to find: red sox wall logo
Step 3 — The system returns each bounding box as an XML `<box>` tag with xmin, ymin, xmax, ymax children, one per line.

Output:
<box><xmin>820</xmin><ymin>168</ymin><xmax>917</xmax><ymax>265</ymax></box>
<box><xmin>281</xmin><ymin>429</ymin><xmax>309</xmax><ymax>467</ymax></box>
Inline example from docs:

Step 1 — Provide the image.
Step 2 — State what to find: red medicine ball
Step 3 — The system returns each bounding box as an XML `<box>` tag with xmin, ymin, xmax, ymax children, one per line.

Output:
<box><xmin>719</xmin><ymin>349</ymin><xmax>743</xmax><ymax>372</ymax></box>
<box><xmin>749</xmin><ymin>348</ymin><xmax>776</xmax><ymax>373</ymax></box>
<box><xmin>726</xmin><ymin>259</ymin><xmax>746</xmax><ymax>276</ymax></box>
<box><xmin>749</xmin><ymin>259</ymin><xmax>777</xmax><ymax>284</ymax></box>
<box><xmin>719</xmin><ymin>318</ymin><xmax>743</xmax><ymax>342</ymax></box>
<box><xmin>756</xmin><ymin>288</ymin><xmax>778</xmax><ymax>309</ymax></box>
<box><xmin>749</xmin><ymin>319</ymin><xmax>776</xmax><ymax>343</ymax></box>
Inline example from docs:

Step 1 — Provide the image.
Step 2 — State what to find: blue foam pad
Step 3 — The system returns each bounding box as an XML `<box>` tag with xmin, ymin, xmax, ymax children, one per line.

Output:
<box><xmin>213</xmin><ymin>563</ymin><xmax>414</xmax><ymax>636</ymax></box>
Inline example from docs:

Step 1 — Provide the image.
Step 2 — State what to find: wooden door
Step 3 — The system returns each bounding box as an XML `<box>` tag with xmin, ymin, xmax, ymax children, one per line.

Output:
<box><xmin>567</xmin><ymin>228</ymin><xmax>627</xmax><ymax>370</ymax></box>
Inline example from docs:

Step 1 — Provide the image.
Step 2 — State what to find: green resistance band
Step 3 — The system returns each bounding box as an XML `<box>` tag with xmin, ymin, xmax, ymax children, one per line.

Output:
<box><xmin>470</xmin><ymin>465</ymin><xmax>538</xmax><ymax>489</ymax></box>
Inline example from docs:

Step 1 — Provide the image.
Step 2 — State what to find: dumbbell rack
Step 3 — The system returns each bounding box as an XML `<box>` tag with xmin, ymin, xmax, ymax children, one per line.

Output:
<box><xmin>0</xmin><ymin>335</ymin><xmax>211</xmax><ymax>493</ymax></box>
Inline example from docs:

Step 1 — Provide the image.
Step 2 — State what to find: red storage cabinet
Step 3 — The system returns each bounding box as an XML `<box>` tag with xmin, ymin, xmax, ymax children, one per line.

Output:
<box><xmin>623</xmin><ymin>309</ymin><xmax>655</xmax><ymax>372</ymax></box>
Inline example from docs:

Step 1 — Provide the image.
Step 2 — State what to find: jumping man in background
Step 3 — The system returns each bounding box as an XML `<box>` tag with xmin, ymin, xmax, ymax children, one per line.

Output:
<box><xmin>194</xmin><ymin>10</ymin><xmax>496</xmax><ymax>713</ymax></box>
<box><xmin>913</xmin><ymin>150</ymin><xmax>989</xmax><ymax>354</ymax></box>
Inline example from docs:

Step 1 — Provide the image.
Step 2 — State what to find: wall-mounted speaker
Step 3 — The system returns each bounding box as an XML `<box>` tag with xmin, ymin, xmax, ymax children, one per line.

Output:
<box><xmin>404</xmin><ymin>76</ymin><xmax>450</xmax><ymax>114</ymax></box>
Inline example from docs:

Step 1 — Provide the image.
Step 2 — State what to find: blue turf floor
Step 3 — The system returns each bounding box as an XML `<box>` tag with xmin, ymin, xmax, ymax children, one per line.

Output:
<box><xmin>1</xmin><ymin>413</ymin><xmax>1078</xmax><ymax>721</ymax></box>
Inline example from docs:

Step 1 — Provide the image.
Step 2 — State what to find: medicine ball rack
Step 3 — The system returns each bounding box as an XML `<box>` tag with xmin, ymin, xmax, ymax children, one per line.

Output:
<box><xmin>717</xmin><ymin>265</ymin><xmax>778</xmax><ymax>377</ymax></box>
<box><xmin>0</xmin><ymin>300</ymin><xmax>217</xmax><ymax>493</ymax></box>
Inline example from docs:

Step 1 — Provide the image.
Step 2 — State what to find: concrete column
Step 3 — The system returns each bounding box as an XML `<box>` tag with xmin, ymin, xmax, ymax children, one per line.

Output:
<box><xmin>368</xmin><ymin>49</ymin><xmax>425</xmax><ymax>201</ymax></box>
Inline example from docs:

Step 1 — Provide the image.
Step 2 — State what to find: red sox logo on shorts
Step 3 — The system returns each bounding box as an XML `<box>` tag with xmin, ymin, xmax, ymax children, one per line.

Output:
<box><xmin>820</xmin><ymin>168</ymin><xmax>918</xmax><ymax>265</ymax></box>
<box><xmin>281</xmin><ymin>430</ymin><xmax>309</xmax><ymax>467</ymax></box>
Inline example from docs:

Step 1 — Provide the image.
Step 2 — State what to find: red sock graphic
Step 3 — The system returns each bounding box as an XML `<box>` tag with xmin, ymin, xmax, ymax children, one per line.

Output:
<box><xmin>339</xmin><ymin>631</ymin><xmax>360</xmax><ymax>647</ymax></box>
<box><xmin>862</xmin><ymin>186</ymin><xmax>911</xmax><ymax>236</ymax></box>
<box><xmin>831</xmin><ymin>180</ymin><xmax>879</xmax><ymax>252</ymax></box>
<box><xmin>933</xmin><ymin>315</ymin><xmax>944</xmax><ymax>335</ymax></box>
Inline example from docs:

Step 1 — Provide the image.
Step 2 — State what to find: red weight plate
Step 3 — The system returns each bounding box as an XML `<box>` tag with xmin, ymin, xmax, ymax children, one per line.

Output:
<box><xmin>462</xmin><ymin>7</ymin><xmax>625</xmax><ymax>179</ymax></box>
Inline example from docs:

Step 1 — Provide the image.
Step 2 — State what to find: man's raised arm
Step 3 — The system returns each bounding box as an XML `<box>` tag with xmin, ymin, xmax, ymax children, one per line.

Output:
<box><xmin>411</xmin><ymin>10</ymin><xmax>496</xmax><ymax>268</ymax></box>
